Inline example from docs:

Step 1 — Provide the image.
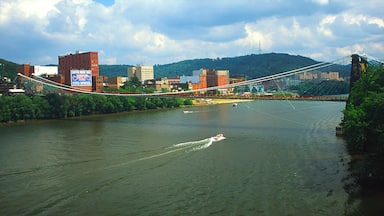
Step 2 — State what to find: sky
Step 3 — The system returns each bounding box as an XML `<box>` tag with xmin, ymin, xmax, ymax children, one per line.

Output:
<box><xmin>0</xmin><ymin>0</ymin><xmax>383</xmax><ymax>65</ymax></box>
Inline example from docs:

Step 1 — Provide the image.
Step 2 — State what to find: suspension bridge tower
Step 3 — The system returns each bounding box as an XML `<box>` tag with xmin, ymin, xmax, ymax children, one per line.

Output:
<box><xmin>349</xmin><ymin>54</ymin><xmax>368</xmax><ymax>90</ymax></box>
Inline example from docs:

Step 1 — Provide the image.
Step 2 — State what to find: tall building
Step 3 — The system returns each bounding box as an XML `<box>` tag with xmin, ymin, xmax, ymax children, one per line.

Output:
<box><xmin>207</xmin><ymin>69</ymin><xmax>229</xmax><ymax>88</ymax></box>
<box><xmin>58</xmin><ymin>51</ymin><xmax>100</xmax><ymax>91</ymax></box>
<box><xmin>127</xmin><ymin>65</ymin><xmax>154</xmax><ymax>83</ymax></box>
<box><xmin>127</xmin><ymin>67</ymin><xmax>136</xmax><ymax>80</ymax></box>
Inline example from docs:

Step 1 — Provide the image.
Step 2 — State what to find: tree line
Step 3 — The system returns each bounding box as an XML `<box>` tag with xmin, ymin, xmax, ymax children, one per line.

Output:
<box><xmin>342</xmin><ymin>65</ymin><xmax>384</xmax><ymax>192</ymax></box>
<box><xmin>0</xmin><ymin>93</ymin><xmax>193</xmax><ymax>122</ymax></box>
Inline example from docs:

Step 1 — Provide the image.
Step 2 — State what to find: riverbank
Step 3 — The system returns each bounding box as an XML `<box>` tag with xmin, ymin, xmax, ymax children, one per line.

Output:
<box><xmin>192</xmin><ymin>98</ymin><xmax>253</xmax><ymax>106</ymax></box>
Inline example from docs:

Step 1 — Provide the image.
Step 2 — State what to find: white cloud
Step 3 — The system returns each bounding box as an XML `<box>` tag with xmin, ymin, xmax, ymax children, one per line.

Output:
<box><xmin>311</xmin><ymin>0</ymin><xmax>329</xmax><ymax>5</ymax></box>
<box><xmin>317</xmin><ymin>15</ymin><xmax>336</xmax><ymax>38</ymax></box>
<box><xmin>0</xmin><ymin>0</ymin><xmax>383</xmax><ymax>66</ymax></box>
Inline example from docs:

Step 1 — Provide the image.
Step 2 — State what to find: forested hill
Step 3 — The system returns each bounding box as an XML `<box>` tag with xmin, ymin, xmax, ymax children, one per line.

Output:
<box><xmin>2</xmin><ymin>53</ymin><xmax>349</xmax><ymax>80</ymax></box>
<box><xmin>100</xmin><ymin>53</ymin><xmax>349</xmax><ymax>79</ymax></box>
<box><xmin>154</xmin><ymin>53</ymin><xmax>319</xmax><ymax>79</ymax></box>
<box><xmin>99</xmin><ymin>64</ymin><xmax>133</xmax><ymax>78</ymax></box>
<box><xmin>0</xmin><ymin>58</ymin><xmax>20</xmax><ymax>80</ymax></box>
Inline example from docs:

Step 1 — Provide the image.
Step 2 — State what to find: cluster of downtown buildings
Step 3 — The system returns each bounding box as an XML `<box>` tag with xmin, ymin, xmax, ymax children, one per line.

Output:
<box><xmin>14</xmin><ymin>51</ymin><xmax>235</xmax><ymax>95</ymax></box>
<box><xmin>10</xmin><ymin>50</ymin><xmax>344</xmax><ymax>95</ymax></box>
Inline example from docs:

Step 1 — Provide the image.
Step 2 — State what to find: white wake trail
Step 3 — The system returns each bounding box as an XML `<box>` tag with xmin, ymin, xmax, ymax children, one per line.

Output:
<box><xmin>86</xmin><ymin>136</ymin><xmax>225</xmax><ymax>173</ymax></box>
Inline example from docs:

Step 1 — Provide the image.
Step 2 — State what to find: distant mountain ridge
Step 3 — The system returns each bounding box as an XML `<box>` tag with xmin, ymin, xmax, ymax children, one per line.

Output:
<box><xmin>100</xmin><ymin>53</ymin><xmax>350</xmax><ymax>79</ymax></box>
<box><xmin>2</xmin><ymin>53</ymin><xmax>350</xmax><ymax>81</ymax></box>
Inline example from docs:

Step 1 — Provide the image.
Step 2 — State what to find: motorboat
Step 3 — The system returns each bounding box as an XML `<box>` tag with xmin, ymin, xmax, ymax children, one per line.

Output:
<box><xmin>212</xmin><ymin>133</ymin><xmax>225</xmax><ymax>142</ymax></box>
<box><xmin>232</xmin><ymin>103</ymin><xmax>238</xmax><ymax>107</ymax></box>
<box><xmin>183</xmin><ymin>110</ymin><xmax>193</xmax><ymax>114</ymax></box>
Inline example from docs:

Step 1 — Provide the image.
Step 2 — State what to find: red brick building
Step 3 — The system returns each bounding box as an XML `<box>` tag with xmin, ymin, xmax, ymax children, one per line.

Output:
<box><xmin>191</xmin><ymin>73</ymin><xmax>207</xmax><ymax>91</ymax></box>
<box><xmin>17</xmin><ymin>64</ymin><xmax>33</xmax><ymax>77</ymax></box>
<box><xmin>206</xmin><ymin>69</ymin><xmax>229</xmax><ymax>88</ymax></box>
<box><xmin>58</xmin><ymin>51</ymin><xmax>100</xmax><ymax>91</ymax></box>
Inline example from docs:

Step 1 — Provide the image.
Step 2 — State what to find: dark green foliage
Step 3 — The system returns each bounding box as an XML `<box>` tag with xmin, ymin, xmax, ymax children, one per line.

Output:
<box><xmin>0</xmin><ymin>58</ymin><xmax>20</xmax><ymax>81</ymax></box>
<box><xmin>342</xmin><ymin>65</ymin><xmax>384</xmax><ymax>190</ymax></box>
<box><xmin>99</xmin><ymin>64</ymin><xmax>133</xmax><ymax>77</ymax></box>
<box><xmin>125</xmin><ymin>76</ymin><xmax>142</xmax><ymax>88</ymax></box>
<box><xmin>343</xmin><ymin>66</ymin><xmax>384</xmax><ymax>150</ymax></box>
<box><xmin>184</xmin><ymin>98</ymin><xmax>193</xmax><ymax>105</ymax></box>
<box><xmin>0</xmin><ymin>93</ymin><xmax>191</xmax><ymax>123</ymax></box>
<box><xmin>294</xmin><ymin>80</ymin><xmax>349</xmax><ymax>96</ymax></box>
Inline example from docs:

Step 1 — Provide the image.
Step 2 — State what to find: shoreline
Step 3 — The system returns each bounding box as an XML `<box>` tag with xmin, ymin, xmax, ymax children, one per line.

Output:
<box><xmin>192</xmin><ymin>98</ymin><xmax>253</xmax><ymax>106</ymax></box>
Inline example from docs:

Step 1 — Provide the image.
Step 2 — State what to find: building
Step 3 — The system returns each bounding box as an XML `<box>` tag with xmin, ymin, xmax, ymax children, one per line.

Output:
<box><xmin>108</xmin><ymin>76</ymin><xmax>126</xmax><ymax>89</ymax></box>
<box><xmin>127</xmin><ymin>67</ymin><xmax>136</xmax><ymax>80</ymax></box>
<box><xmin>17</xmin><ymin>64</ymin><xmax>33</xmax><ymax>77</ymax></box>
<box><xmin>16</xmin><ymin>64</ymin><xmax>58</xmax><ymax>94</ymax></box>
<box><xmin>180</xmin><ymin>69</ymin><xmax>208</xmax><ymax>92</ymax></box>
<box><xmin>127</xmin><ymin>65</ymin><xmax>154</xmax><ymax>83</ymax></box>
<box><xmin>0</xmin><ymin>77</ymin><xmax>16</xmax><ymax>95</ymax></box>
<box><xmin>320</xmin><ymin>72</ymin><xmax>342</xmax><ymax>81</ymax></box>
<box><xmin>33</xmin><ymin>65</ymin><xmax>58</xmax><ymax>77</ymax></box>
<box><xmin>93</xmin><ymin>76</ymin><xmax>104</xmax><ymax>92</ymax></box>
<box><xmin>297</xmin><ymin>72</ymin><xmax>318</xmax><ymax>80</ymax></box>
<box><xmin>207</xmin><ymin>69</ymin><xmax>229</xmax><ymax>93</ymax></box>
<box><xmin>58</xmin><ymin>51</ymin><xmax>100</xmax><ymax>91</ymax></box>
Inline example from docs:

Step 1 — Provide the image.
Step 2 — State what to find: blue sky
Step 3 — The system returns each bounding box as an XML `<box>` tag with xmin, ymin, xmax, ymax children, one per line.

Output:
<box><xmin>0</xmin><ymin>0</ymin><xmax>383</xmax><ymax>65</ymax></box>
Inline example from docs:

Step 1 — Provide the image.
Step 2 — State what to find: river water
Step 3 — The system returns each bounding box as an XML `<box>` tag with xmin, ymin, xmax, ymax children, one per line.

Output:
<box><xmin>0</xmin><ymin>100</ymin><xmax>358</xmax><ymax>215</ymax></box>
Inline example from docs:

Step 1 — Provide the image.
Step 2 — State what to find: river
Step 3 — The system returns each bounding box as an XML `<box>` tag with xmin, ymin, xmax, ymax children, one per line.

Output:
<box><xmin>0</xmin><ymin>100</ymin><xmax>363</xmax><ymax>215</ymax></box>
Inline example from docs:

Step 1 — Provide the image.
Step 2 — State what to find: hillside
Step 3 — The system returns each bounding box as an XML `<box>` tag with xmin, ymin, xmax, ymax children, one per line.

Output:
<box><xmin>3</xmin><ymin>53</ymin><xmax>350</xmax><ymax>80</ymax></box>
<box><xmin>100</xmin><ymin>53</ymin><xmax>350</xmax><ymax>79</ymax></box>
<box><xmin>0</xmin><ymin>58</ymin><xmax>20</xmax><ymax>80</ymax></box>
<box><xmin>99</xmin><ymin>64</ymin><xmax>133</xmax><ymax>77</ymax></box>
<box><xmin>154</xmin><ymin>53</ymin><xmax>319</xmax><ymax>79</ymax></box>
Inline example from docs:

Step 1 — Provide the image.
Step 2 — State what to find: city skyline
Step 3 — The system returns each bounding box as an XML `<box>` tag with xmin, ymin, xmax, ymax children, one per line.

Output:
<box><xmin>0</xmin><ymin>0</ymin><xmax>383</xmax><ymax>66</ymax></box>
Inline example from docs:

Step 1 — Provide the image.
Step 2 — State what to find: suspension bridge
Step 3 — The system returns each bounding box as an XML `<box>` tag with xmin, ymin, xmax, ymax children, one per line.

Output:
<box><xmin>16</xmin><ymin>53</ymin><xmax>383</xmax><ymax>100</ymax></box>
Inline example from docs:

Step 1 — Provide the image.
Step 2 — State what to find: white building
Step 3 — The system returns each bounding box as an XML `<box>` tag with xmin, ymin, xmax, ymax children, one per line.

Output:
<box><xmin>33</xmin><ymin>65</ymin><xmax>58</xmax><ymax>76</ymax></box>
<box><xmin>127</xmin><ymin>65</ymin><xmax>154</xmax><ymax>83</ymax></box>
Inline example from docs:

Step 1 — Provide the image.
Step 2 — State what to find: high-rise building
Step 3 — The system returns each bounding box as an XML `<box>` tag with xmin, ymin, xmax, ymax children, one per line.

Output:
<box><xmin>58</xmin><ymin>51</ymin><xmax>100</xmax><ymax>91</ymax></box>
<box><xmin>127</xmin><ymin>65</ymin><xmax>154</xmax><ymax>83</ymax></box>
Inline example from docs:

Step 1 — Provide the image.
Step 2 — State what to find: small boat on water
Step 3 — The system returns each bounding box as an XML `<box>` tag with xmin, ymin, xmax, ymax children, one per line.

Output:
<box><xmin>212</xmin><ymin>133</ymin><xmax>225</xmax><ymax>142</ymax></box>
<box><xmin>232</xmin><ymin>103</ymin><xmax>238</xmax><ymax>107</ymax></box>
<box><xmin>183</xmin><ymin>110</ymin><xmax>193</xmax><ymax>114</ymax></box>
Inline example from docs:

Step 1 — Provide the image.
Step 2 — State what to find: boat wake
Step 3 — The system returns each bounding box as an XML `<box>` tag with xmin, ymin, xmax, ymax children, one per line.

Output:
<box><xmin>171</xmin><ymin>134</ymin><xmax>226</xmax><ymax>152</ymax></box>
<box><xmin>88</xmin><ymin>135</ymin><xmax>227</xmax><ymax>172</ymax></box>
<box><xmin>171</xmin><ymin>138</ymin><xmax>213</xmax><ymax>152</ymax></box>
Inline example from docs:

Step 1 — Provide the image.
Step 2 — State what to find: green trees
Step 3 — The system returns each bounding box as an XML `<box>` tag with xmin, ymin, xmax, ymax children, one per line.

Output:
<box><xmin>342</xmin><ymin>65</ymin><xmax>384</xmax><ymax>189</ymax></box>
<box><xmin>0</xmin><ymin>94</ymin><xmax>34</xmax><ymax>121</ymax></box>
<box><xmin>294</xmin><ymin>80</ymin><xmax>349</xmax><ymax>96</ymax></box>
<box><xmin>0</xmin><ymin>93</ymin><xmax>192</xmax><ymax>123</ymax></box>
